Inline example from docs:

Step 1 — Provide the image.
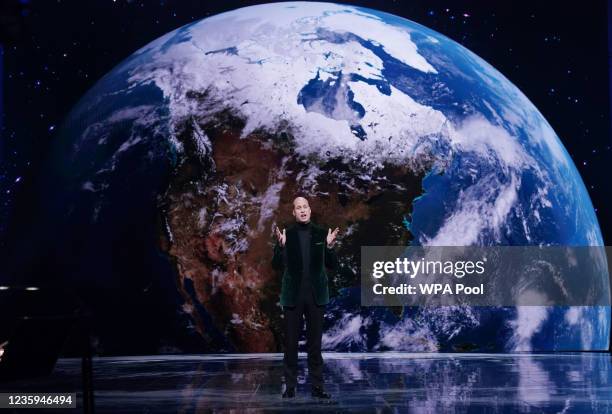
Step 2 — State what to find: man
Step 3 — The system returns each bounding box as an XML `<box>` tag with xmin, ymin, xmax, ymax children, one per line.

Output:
<box><xmin>272</xmin><ymin>196</ymin><xmax>339</xmax><ymax>399</ymax></box>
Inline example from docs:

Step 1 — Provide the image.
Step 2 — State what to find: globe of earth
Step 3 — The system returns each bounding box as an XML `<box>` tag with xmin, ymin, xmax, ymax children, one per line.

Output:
<box><xmin>40</xmin><ymin>2</ymin><xmax>609</xmax><ymax>353</ymax></box>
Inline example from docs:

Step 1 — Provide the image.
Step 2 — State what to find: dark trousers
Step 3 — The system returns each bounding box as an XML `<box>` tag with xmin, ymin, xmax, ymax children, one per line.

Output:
<box><xmin>282</xmin><ymin>289</ymin><xmax>325</xmax><ymax>388</ymax></box>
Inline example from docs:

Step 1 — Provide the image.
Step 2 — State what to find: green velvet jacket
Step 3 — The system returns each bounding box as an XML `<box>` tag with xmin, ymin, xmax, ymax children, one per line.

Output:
<box><xmin>272</xmin><ymin>221</ymin><xmax>339</xmax><ymax>306</ymax></box>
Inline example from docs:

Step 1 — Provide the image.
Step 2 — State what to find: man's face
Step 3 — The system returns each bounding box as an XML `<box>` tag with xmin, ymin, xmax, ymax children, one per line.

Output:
<box><xmin>292</xmin><ymin>197</ymin><xmax>311</xmax><ymax>223</ymax></box>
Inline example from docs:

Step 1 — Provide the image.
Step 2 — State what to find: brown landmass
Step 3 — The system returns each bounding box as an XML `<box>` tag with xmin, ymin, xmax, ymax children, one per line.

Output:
<box><xmin>157</xmin><ymin>108</ymin><xmax>428</xmax><ymax>352</ymax></box>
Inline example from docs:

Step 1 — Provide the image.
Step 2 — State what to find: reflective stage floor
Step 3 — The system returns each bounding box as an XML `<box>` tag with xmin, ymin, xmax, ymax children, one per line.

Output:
<box><xmin>3</xmin><ymin>352</ymin><xmax>612</xmax><ymax>413</ymax></box>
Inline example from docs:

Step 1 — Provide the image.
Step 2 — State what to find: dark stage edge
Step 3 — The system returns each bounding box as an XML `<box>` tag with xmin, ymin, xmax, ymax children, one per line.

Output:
<box><xmin>3</xmin><ymin>352</ymin><xmax>612</xmax><ymax>413</ymax></box>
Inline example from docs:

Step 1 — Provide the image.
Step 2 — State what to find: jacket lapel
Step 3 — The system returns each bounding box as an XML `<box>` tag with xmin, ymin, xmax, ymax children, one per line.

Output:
<box><xmin>311</xmin><ymin>224</ymin><xmax>323</xmax><ymax>272</ymax></box>
<box><xmin>310</xmin><ymin>224</ymin><xmax>319</xmax><ymax>255</ymax></box>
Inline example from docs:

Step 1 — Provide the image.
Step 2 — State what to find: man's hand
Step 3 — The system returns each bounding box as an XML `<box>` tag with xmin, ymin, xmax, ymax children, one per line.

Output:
<box><xmin>326</xmin><ymin>227</ymin><xmax>339</xmax><ymax>248</ymax></box>
<box><xmin>274</xmin><ymin>225</ymin><xmax>286</xmax><ymax>247</ymax></box>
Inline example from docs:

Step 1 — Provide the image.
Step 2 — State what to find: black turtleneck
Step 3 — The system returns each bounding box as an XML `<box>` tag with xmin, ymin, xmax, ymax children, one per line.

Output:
<box><xmin>296</xmin><ymin>221</ymin><xmax>312</xmax><ymax>297</ymax></box>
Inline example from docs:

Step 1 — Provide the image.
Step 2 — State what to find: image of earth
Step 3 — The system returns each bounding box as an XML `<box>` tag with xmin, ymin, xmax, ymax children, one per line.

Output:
<box><xmin>34</xmin><ymin>2</ymin><xmax>609</xmax><ymax>353</ymax></box>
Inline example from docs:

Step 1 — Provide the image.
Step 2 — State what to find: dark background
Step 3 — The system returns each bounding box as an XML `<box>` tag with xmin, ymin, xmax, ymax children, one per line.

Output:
<box><xmin>1</xmin><ymin>0</ymin><xmax>610</xmax><ymax>249</ymax></box>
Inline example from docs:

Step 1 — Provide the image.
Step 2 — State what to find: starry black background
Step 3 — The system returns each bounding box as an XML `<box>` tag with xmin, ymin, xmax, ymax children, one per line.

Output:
<box><xmin>1</xmin><ymin>0</ymin><xmax>611</xmax><ymax>247</ymax></box>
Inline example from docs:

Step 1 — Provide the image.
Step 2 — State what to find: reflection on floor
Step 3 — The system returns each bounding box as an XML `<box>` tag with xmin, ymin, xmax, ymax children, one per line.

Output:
<box><xmin>3</xmin><ymin>352</ymin><xmax>612</xmax><ymax>413</ymax></box>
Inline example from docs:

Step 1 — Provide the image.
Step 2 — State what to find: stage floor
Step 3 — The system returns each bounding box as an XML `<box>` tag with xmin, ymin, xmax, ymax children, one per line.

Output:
<box><xmin>3</xmin><ymin>352</ymin><xmax>612</xmax><ymax>413</ymax></box>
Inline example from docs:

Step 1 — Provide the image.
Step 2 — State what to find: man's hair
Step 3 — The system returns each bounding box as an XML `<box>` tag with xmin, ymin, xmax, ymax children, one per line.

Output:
<box><xmin>292</xmin><ymin>193</ymin><xmax>309</xmax><ymax>204</ymax></box>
